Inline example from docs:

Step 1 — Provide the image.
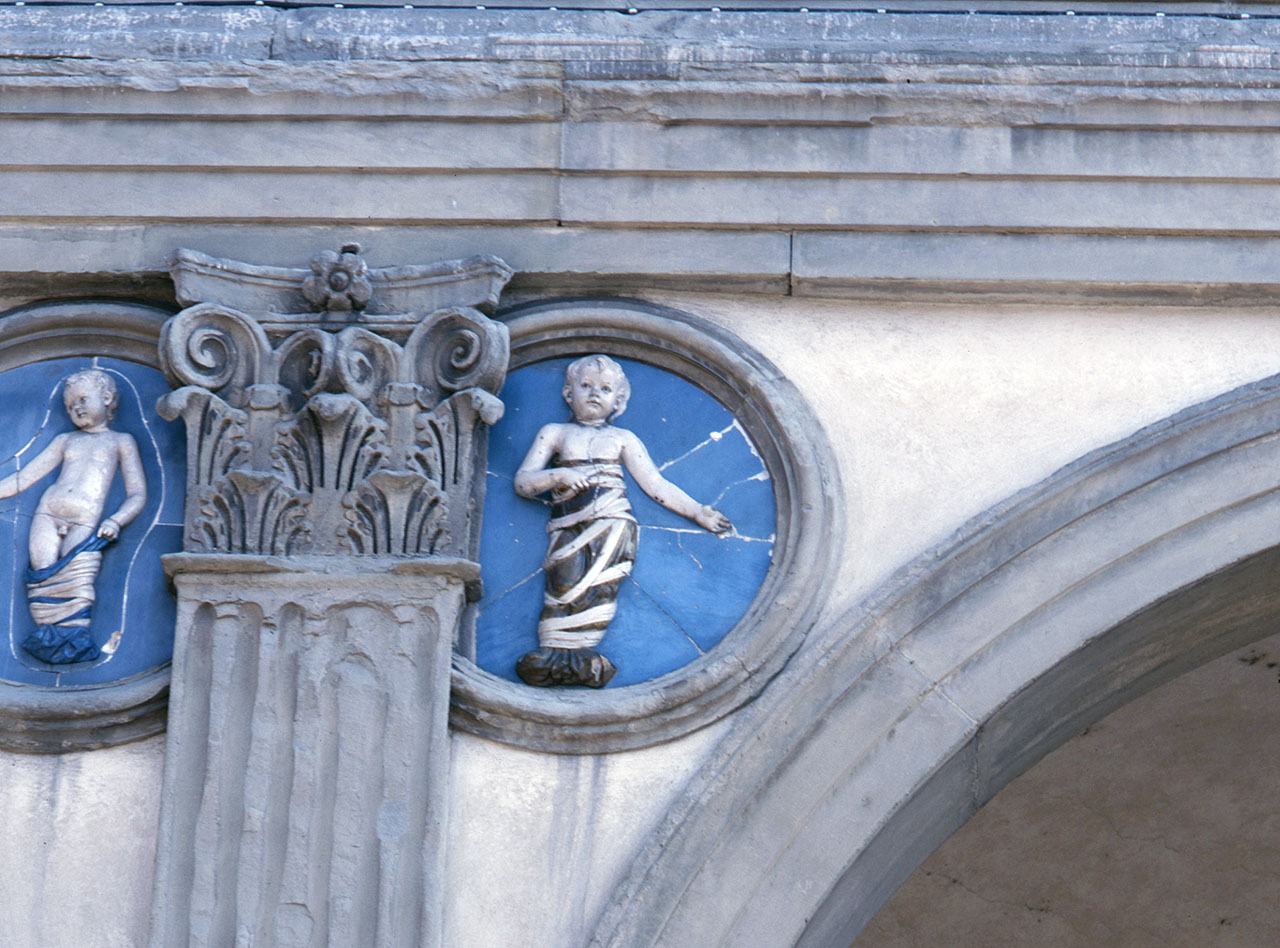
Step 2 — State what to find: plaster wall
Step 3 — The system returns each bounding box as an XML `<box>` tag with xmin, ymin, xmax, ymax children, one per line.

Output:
<box><xmin>1</xmin><ymin>292</ymin><xmax>1279</xmax><ymax>946</ymax></box>
<box><xmin>0</xmin><ymin>735</ymin><xmax>163</xmax><ymax>948</ymax></box>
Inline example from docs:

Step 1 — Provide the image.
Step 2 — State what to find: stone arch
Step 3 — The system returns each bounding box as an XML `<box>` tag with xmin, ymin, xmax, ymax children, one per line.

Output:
<box><xmin>589</xmin><ymin>371</ymin><xmax>1280</xmax><ymax>948</ymax></box>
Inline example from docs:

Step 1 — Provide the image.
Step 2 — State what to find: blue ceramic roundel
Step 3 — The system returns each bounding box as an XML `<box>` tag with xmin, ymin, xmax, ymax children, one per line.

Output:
<box><xmin>0</xmin><ymin>358</ymin><xmax>184</xmax><ymax>687</ymax></box>
<box><xmin>476</xmin><ymin>357</ymin><xmax>776</xmax><ymax>688</ymax></box>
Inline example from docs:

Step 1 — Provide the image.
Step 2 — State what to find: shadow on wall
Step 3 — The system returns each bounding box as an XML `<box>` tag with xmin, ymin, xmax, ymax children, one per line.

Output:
<box><xmin>854</xmin><ymin>626</ymin><xmax>1280</xmax><ymax>948</ymax></box>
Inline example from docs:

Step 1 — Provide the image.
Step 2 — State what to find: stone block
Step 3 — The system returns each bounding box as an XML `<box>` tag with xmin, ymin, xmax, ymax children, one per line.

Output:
<box><xmin>0</xmin><ymin>169</ymin><xmax>558</xmax><ymax>223</ymax></box>
<box><xmin>564</xmin><ymin>122</ymin><xmax>1280</xmax><ymax>180</ymax></box>
<box><xmin>0</xmin><ymin>7</ymin><xmax>274</xmax><ymax>60</ymax></box>
<box><xmin>0</xmin><ymin>223</ymin><xmax>792</xmax><ymax>296</ymax></box>
<box><xmin>0</xmin><ymin>117</ymin><xmax>559</xmax><ymax>171</ymax></box>
<box><xmin>150</xmin><ymin>557</ymin><xmax>469</xmax><ymax>948</ymax></box>
<box><xmin>564</xmin><ymin>172</ymin><xmax>1280</xmax><ymax>230</ymax></box>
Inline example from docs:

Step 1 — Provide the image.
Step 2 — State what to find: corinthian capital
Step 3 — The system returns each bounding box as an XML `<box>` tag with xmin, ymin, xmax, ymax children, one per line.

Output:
<box><xmin>158</xmin><ymin>246</ymin><xmax>511</xmax><ymax>558</ymax></box>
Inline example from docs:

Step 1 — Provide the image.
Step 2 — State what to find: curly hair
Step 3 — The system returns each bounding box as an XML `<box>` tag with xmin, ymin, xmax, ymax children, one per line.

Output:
<box><xmin>562</xmin><ymin>354</ymin><xmax>631</xmax><ymax>421</ymax></box>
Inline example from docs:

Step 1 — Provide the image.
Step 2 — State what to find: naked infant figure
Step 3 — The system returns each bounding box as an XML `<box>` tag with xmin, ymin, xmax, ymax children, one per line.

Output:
<box><xmin>513</xmin><ymin>355</ymin><xmax>731</xmax><ymax>688</ymax></box>
<box><xmin>0</xmin><ymin>369</ymin><xmax>146</xmax><ymax>665</ymax></box>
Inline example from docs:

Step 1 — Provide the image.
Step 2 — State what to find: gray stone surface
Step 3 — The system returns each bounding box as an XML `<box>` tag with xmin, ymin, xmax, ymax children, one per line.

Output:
<box><xmin>147</xmin><ymin>247</ymin><xmax>511</xmax><ymax>948</ymax></box>
<box><xmin>792</xmin><ymin>233</ymin><xmax>1280</xmax><ymax>302</ymax></box>
<box><xmin>157</xmin><ymin>247</ymin><xmax>509</xmax><ymax>558</ymax></box>
<box><xmin>0</xmin><ymin>117</ymin><xmax>560</xmax><ymax>170</ymax></box>
<box><xmin>5</xmin><ymin>8</ymin><xmax>1280</xmax><ymax>298</ymax></box>
<box><xmin>150</xmin><ymin>556</ymin><xmax>467</xmax><ymax>948</ymax></box>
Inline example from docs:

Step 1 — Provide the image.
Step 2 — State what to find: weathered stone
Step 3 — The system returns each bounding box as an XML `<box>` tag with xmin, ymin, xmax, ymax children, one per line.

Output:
<box><xmin>158</xmin><ymin>248</ymin><xmax>509</xmax><ymax>557</ymax></box>
<box><xmin>149</xmin><ymin>248</ymin><xmax>510</xmax><ymax>948</ymax></box>
<box><xmin>149</xmin><ymin>555</ymin><xmax>467</xmax><ymax>948</ymax></box>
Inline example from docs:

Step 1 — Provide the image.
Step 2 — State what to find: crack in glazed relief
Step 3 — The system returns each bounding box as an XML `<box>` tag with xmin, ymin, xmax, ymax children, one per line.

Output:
<box><xmin>626</xmin><ymin>576</ymin><xmax>708</xmax><ymax>656</ymax></box>
<box><xmin>657</xmin><ymin>421</ymin><xmax>738</xmax><ymax>473</ymax></box>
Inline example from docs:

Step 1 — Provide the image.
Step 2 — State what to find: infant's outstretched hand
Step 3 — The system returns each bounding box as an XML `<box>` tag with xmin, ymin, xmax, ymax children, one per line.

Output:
<box><xmin>696</xmin><ymin>505</ymin><xmax>732</xmax><ymax>534</ymax></box>
<box><xmin>97</xmin><ymin>519</ymin><xmax>119</xmax><ymax>540</ymax></box>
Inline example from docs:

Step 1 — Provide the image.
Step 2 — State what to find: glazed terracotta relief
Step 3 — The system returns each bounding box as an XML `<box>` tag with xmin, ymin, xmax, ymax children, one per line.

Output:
<box><xmin>0</xmin><ymin>359</ymin><xmax>182</xmax><ymax>685</ymax></box>
<box><xmin>477</xmin><ymin>355</ymin><xmax>775</xmax><ymax>689</ymax></box>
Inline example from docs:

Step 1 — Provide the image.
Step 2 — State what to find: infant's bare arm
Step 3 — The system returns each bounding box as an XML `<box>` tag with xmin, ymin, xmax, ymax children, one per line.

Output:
<box><xmin>514</xmin><ymin>424</ymin><xmax>584</xmax><ymax>497</ymax></box>
<box><xmin>0</xmin><ymin>435</ymin><xmax>67</xmax><ymax>500</ymax></box>
<box><xmin>620</xmin><ymin>430</ymin><xmax>732</xmax><ymax>534</ymax></box>
<box><xmin>99</xmin><ymin>434</ymin><xmax>146</xmax><ymax>539</ymax></box>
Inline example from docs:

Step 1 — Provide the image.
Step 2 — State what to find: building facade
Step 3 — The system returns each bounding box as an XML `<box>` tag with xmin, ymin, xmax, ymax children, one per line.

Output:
<box><xmin>1</xmin><ymin>3</ymin><xmax>1279</xmax><ymax>946</ymax></box>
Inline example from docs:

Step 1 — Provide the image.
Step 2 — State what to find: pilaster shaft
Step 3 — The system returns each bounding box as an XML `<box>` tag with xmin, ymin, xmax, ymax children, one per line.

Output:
<box><xmin>150</xmin><ymin>556</ymin><xmax>469</xmax><ymax>948</ymax></box>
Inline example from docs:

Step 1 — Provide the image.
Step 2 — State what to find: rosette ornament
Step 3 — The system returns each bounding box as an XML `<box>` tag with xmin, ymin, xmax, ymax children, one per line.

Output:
<box><xmin>302</xmin><ymin>244</ymin><xmax>373</xmax><ymax>312</ymax></box>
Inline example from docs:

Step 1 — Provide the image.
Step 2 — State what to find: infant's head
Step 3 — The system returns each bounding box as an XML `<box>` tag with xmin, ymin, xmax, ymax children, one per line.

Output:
<box><xmin>63</xmin><ymin>369</ymin><xmax>118</xmax><ymax>426</ymax></box>
<box><xmin>563</xmin><ymin>355</ymin><xmax>630</xmax><ymax>423</ymax></box>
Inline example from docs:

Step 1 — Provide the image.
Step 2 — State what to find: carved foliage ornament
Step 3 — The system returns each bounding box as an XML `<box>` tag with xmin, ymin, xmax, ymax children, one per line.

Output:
<box><xmin>159</xmin><ymin>247</ymin><xmax>510</xmax><ymax>558</ymax></box>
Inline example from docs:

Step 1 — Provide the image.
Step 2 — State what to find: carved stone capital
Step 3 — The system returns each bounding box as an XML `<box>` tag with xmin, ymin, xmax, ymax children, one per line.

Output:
<box><xmin>158</xmin><ymin>248</ymin><xmax>510</xmax><ymax>558</ymax></box>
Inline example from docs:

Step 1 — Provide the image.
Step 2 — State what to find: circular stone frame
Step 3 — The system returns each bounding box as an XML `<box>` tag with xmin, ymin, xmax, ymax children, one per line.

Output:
<box><xmin>0</xmin><ymin>299</ymin><xmax>174</xmax><ymax>753</ymax></box>
<box><xmin>449</xmin><ymin>298</ymin><xmax>843</xmax><ymax>753</ymax></box>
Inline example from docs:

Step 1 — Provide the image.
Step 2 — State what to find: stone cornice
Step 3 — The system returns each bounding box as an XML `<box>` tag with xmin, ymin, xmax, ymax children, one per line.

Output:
<box><xmin>6</xmin><ymin>7</ymin><xmax>1280</xmax><ymax>81</ymax></box>
<box><xmin>4</xmin><ymin>8</ymin><xmax>1280</xmax><ymax>302</ymax></box>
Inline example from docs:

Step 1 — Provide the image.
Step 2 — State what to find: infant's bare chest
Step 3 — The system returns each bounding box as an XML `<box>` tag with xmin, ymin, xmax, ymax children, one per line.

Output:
<box><xmin>556</xmin><ymin>425</ymin><xmax>625</xmax><ymax>461</ymax></box>
<box><xmin>62</xmin><ymin>434</ymin><xmax>117</xmax><ymax>473</ymax></box>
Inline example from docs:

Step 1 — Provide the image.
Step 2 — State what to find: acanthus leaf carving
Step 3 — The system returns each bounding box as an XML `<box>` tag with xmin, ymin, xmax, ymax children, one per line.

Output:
<box><xmin>161</xmin><ymin>247</ymin><xmax>510</xmax><ymax>558</ymax></box>
<box><xmin>341</xmin><ymin>469</ymin><xmax>443</xmax><ymax>555</ymax></box>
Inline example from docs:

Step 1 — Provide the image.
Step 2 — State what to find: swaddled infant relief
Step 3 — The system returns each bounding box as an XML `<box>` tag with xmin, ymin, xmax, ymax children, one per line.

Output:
<box><xmin>513</xmin><ymin>355</ymin><xmax>730</xmax><ymax>688</ymax></box>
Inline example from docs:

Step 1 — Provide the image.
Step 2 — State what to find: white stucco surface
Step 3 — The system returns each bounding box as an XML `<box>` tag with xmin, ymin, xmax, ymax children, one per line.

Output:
<box><xmin>6</xmin><ymin>297</ymin><xmax>1280</xmax><ymax>948</ymax></box>
<box><xmin>665</xmin><ymin>295</ymin><xmax>1280</xmax><ymax>607</ymax></box>
<box><xmin>444</xmin><ymin>719</ymin><xmax>728</xmax><ymax>948</ymax></box>
<box><xmin>0</xmin><ymin>734</ymin><xmax>164</xmax><ymax>948</ymax></box>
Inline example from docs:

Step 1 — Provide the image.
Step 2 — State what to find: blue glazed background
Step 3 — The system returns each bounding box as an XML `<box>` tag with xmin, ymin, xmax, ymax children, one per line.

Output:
<box><xmin>0</xmin><ymin>358</ymin><xmax>184</xmax><ymax>687</ymax></box>
<box><xmin>476</xmin><ymin>357</ymin><xmax>776</xmax><ymax>688</ymax></box>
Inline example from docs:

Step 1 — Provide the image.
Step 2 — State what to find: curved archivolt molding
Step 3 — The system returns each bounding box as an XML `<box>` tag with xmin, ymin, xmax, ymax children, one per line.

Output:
<box><xmin>590</xmin><ymin>370</ymin><xmax>1280</xmax><ymax>948</ymax></box>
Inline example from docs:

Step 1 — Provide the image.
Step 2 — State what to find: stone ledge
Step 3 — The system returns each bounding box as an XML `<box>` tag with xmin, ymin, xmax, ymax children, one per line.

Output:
<box><xmin>7</xmin><ymin>7</ymin><xmax>1280</xmax><ymax>74</ymax></box>
<box><xmin>163</xmin><ymin>551</ymin><xmax>482</xmax><ymax>581</ymax></box>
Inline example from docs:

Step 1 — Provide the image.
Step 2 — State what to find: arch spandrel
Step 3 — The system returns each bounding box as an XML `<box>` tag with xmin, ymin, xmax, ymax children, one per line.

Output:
<box><xmin>589</xmin><ymin>371</ymin><xmax>1280</xmax><ymax>948</ymax></box>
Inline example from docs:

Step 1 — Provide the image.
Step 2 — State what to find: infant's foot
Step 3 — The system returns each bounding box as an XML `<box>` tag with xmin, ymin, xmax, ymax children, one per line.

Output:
<box><xmin>516</xmin><ymin>646</ymin><xmax>617</xmax><ymax>688</ymax></box>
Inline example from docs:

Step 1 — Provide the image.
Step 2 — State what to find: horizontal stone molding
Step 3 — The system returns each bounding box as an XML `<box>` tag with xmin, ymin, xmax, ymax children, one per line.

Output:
<box><xmin>0</xmin><ymin>665</ymin><xmax>168</xmax><ymax>754</ymax></box>
<box><xmin>7</xmin><ymin>11</ymin><xmax>1280</xmax><ymax>301</ymax></box>
<box><xmin>13</xmin><ymin>228</ymin><xmax>1280</xmax><ymax>306</ymax></box>
<box><xmin>449</xmin><ymin>298</ymin><xmax>843</xmax><ymax>753</ymax></box>
<box><xmin>0</xmin><ymin>299</ymin><xmax>175</xmax><ymax>753</ymax></box>
<box><xmin>589</xmin><ymin>368</ymin><xmax>1280</xmax><ymax>948</ymax></box>
<box><xmin>9</xmin><ymin>8</ymin><xmax>1280</xmax><ymax>75</ymax></box>
<box><xmin>162</xmin><ymin>551</ymin><xmax>480</xmax><ymax>584</ymax></box>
